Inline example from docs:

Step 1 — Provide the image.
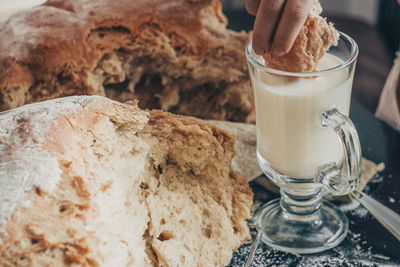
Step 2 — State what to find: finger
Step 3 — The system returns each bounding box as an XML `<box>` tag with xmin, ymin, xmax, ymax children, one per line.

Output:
<box><xmin>252</xmin><ymin>0</ymin><xmax>286</xmax><ymax>55</ymax></box>
<box><xmin>246</xmin><ymin>0</ymin><xmax>261</xmax><ymax>16</ymax></box>
<box><xmin>271</xmin><ymin>0</ymin><xmax>314</xmax><ymax>56</ymax></box>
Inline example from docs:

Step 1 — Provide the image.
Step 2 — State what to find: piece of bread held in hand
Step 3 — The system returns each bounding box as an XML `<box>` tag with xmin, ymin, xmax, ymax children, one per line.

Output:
<box><xmin>263</xmin><ymin>0</ymin><xmax>339</xmax><ymax>72</ymax></box>
<box><xmin>0</xmin><ymin>95</ymin><xmax>253</xmax><ymax>267</ymax></box>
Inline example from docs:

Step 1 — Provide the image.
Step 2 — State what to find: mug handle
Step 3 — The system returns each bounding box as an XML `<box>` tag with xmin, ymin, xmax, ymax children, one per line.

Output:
<box><xmin>317</xmin><ymin>108</ymin><xmax>362</xmax><ymax>195</ymax></box>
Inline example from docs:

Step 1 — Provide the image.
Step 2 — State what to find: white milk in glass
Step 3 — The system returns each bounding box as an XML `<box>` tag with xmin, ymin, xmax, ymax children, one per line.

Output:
<box><xmin>253</xmin><ymin>54</ymin><xmax>353</xmax><ymax>179</ymax></box>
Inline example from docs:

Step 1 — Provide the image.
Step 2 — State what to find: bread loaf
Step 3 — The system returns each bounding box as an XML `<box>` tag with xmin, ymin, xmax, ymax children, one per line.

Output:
<box><xmin>0</xmin><ymin>96</ymin><xmax>253</xmax><ymax>266</ymax></box>
<box><xmin>0</xmin><ymin>0</ymin><xmax>254</xmax><ymax>122</ymax></box>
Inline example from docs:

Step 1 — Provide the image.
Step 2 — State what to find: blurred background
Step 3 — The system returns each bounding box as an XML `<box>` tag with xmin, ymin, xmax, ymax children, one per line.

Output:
<box><xmin>221</xmin><ymin>0</ymin><xmax>400</xmax><ymax>114</ymax></box>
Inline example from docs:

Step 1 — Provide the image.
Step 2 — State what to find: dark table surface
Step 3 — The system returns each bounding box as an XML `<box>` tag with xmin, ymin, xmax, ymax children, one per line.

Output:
<box><xmin>225</xmin><ymin>11</ymin><xmax>400</xmax><ymax>267</ymax></box>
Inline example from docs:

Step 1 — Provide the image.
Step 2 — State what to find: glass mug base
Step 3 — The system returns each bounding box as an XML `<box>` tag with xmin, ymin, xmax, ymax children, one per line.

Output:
<box><xmin>254</xmin><ymin>199</ymin><xmax>348</xmax><ymax>254</ymax></box>
<box><xmin>255</xmin><ymin>151</ymin><xmax>348</xmax><ymax>254</ymax></box>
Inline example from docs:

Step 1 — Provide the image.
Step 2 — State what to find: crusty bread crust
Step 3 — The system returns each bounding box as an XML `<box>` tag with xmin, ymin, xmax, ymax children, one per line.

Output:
<box><xmin>263</xmin><ymin>0</ymin><xmax>339</xmax><ymax>72</ymax></box>
<box><xmin>0</xmin><ymin>96</ymin><xmax>252</xmax><ymax>266</ymax></box>
<box><xmin>0</xmin><ymin>0</ymin><xmax>254</xmax><ymax>122</ymax></box>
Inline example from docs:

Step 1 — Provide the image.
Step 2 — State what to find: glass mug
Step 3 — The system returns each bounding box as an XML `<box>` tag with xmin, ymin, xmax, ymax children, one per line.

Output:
<box><xmin>246</xmin><ymin>32</ymin><xmax>361</xmax><ymax>254</ymax></box>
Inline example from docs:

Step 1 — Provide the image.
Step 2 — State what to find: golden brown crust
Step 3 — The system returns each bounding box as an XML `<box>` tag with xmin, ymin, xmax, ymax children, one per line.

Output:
<box><xmin>0</xmin><ymin>0</ymin><xmax>253</xmax><ymax>122</ymax></box>
<box><xmin>263</xmin><ymin>0</ymin><xmax>339</xmax><ymax>72</ymax></box>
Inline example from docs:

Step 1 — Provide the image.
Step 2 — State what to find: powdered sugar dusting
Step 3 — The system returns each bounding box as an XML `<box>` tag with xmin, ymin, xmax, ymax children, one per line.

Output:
<box><xmin>0</xmin><ymin>5</ymin><xmax>82</xmax><ymax>59</ymax></box>
<box><xmin>230</xmin><ymin>171</ymin><xmax>398</xmax><ymax>266</ymax></box>
<box><xmin>0</xmin><ymin>96</ymin><xmax>100</xmax><ymax>241</ymax></box>
<box><xmin>338</xmin><ymin>199</ymin><xmax>370</xmax><ymax>219</ymax></box>
<box><xmin>1</xmin><ymin>7</ymin><xmax>45</xmax><ymax>58</ymax></box>
<box><xmin>229</xmin><ymin>229</ymin><xmax>399</xmax><ymax>266</ymax></box>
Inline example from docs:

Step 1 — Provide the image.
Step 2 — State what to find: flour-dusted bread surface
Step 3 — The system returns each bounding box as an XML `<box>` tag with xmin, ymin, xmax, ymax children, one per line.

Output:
<box><xmin>0</xmin><ymin>0</ymin><xmax>254</xmax><ymax>122</ymax></box>
<box><xmin>263</xmin><ymin>0</ymin><xmax>339</xmax><ymax>72</ymax></box>
<box><xmin>0</xmin><ymin>96</ymin><xmax>252</xmax><ymax>266</ymax></box>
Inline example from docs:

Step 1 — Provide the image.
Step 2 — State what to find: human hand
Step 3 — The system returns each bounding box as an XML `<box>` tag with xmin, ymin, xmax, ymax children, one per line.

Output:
<box><xmin>246</xmin><ymin>0</ymin><xmax>315</xmax><ymax>56</ymax></box>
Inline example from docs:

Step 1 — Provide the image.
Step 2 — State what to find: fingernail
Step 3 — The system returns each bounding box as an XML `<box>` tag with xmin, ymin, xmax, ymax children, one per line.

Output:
<box><xmin>252</xmin><ymin>43</ymin><xmax>264</xmax><ymax>55</ymax></box>
<box><xmin>272</xmin><ymin>46</ymin><xmax>285</xmax><ymax>57</ymax></box>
